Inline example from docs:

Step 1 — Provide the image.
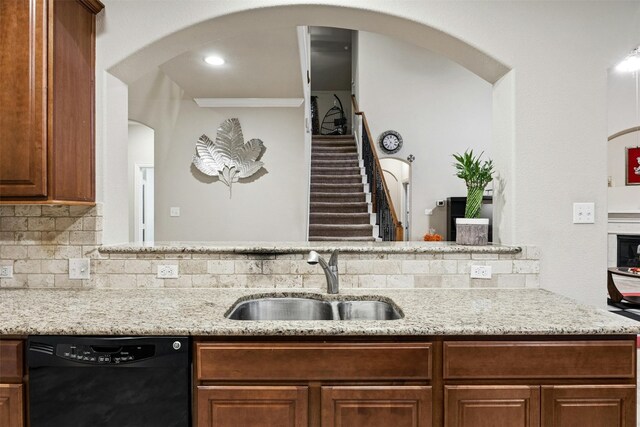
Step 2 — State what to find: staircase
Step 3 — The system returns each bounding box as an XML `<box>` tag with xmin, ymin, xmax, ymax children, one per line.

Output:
<box><xmin>309</xmin><ymin>135</ymin><xmax>376</xmax><ymax>241</ymax></box>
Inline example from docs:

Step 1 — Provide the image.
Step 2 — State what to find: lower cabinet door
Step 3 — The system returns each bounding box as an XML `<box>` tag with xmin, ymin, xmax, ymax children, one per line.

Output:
<box><xmin>321</xmin><ymin>385</ymin><xmax>432</xmax><ymax>427</ymax></box>
<box><xmin>541</xmin><ymin>385</ymin><xmax>636</xmax><ymax>427</ymax></box>
<box><xmin>0</xmin><ymin>384</ymin><xmax>23</xmax><ymax>427</ymax></box>
<box><xmin>197</xmin><ymin>385</ymin><xmax>308</xmax><ymax>427</ymax></box>
<box><xmin>445</xmin><ymin>385</ymin><xmax>540</xmax><ymax>427</ymax></box>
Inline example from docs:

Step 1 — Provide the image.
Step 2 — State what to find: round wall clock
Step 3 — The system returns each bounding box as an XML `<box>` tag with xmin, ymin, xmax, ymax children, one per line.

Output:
<box><xmin>378</xmin><ymin>130</ymin><xmax>403</xmax><ymax>154</ymax></box>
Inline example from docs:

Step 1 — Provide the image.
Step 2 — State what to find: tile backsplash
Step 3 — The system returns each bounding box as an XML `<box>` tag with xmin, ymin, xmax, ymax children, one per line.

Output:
<box><xmin>0</xmin><ymin>205</ymin><xmax>539</xmax><ymax>289</ymax></box>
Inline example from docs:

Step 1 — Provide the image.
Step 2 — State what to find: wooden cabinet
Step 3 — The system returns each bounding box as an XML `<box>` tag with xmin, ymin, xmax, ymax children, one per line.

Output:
<box><xmin>0</xmin><ymin>0</ymin><xmax>103</xmax><ymax>204</ymax></box>
<box><xmin>197</xmin><ymin>386</ymin><xmax>308</xmax><ymax>427</ymax></box>
<box><xmin>195</xmin><ymin>340</ymin><xmax>433</xmax><ymax>427</ymax></box>
<box><xmin>541</xmin><ymin>385</ymin><xmax>636</xmax><ymax>427</ymax></box>
<box><xmin>445</xmin><ymin>386</ymin><xmax>540</xmax><ymax>427</ymax></box>
<box><xmin>443</xmin><ymin>340</ymin><xmax>636</xmax><ymax>427</ymax></box>
<box><xmin>0</xmin><ymin>341</ymin><xmax>24</xmax><ymax>427</ymax></box>
<box><xmin>322</xmin><ymin>386</ymin><xmax>432</xmax><ymax>427</ymax></box>
<box><xmin>194</xmin><ymin>338</ymin><xmax>636</xmax><ymax>427</ymax></box>
<box><xmin>0</xmin><ymin>384</ymin><xmax>24</xmax><ymax>427</ymax></box>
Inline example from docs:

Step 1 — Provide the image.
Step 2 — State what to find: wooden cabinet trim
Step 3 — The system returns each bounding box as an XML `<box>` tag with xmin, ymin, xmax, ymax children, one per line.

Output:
<box><xmin>541</xmin><ymin>385</ymin><xmax>636</xmax><ymax>427</ymax></box>
<box><xmin>0</xmin><ymin>341</ymin><xmax>23</xmax><ymax>384</ymax></box>
<box><xmin>0</xmin><ymin>0</ymin><xmax>48</xmax><ymax>198</ymax></box>
<box><xmin>78</xmin><ymin>0</ymin><xmax>105</xmax><ymax>14</ymax></box>
<box><xmin>443</xmin><ymin>340</ymin><xmax>636</xmax><ymax>380</ymax></box>
<box><xmin>444</xmin><ymin>385</ymin><xmax>540</xmax><ymax>427</ymax></box>
<box><xmin>197</xmin><ymin>342</ymin><xmax>431</xmax><ymax>381</ymax></box>
<box><xmin>321</xmin><ymin>386</ymin><xmax>432</xmax><ymax>427</ymax></box>
<box><xmin>197</xmin><ymin>385</ymin><xmax>308</xmax><ymax>427</ymax></box>
<box><xmin>0</xmin><ymin>384</ymin><xmax>24</xmax><ymax>427</ymax></box>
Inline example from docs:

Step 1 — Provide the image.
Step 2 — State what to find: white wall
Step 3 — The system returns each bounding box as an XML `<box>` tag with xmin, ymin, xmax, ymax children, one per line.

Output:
<box><xmin>128</xmin><ymin>122</ymin><xmax>154</xmax><ymax>241</ymax></box>
<box><xmin>608</xmin><ymin>71</ymin><xmax>639</xmax><ymax>136</ymax></box>
<box><xmin>357</xmin><ymin>31</ymin><xmax>492</xmax><ymax>240</ymax></box>
<box><xmin>608</xmin><ymin>71</ymin><xmax>640</xmax><ymax>212</ymax></box>
<box><xmin>128</xmin><ymin>69</ymin><xmax>308</xmax><ymax>241</ymax></box>
<box><xmin>95</xmin><ymin>1</ymin><xmax>640</xmax><ymax>307</ymax></box>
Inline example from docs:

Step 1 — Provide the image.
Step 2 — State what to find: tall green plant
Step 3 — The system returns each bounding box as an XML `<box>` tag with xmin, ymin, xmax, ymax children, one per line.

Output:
<box><xmin>452</xmin><ymin>150</ymin><xmax>494</xmax><ymax>218</ymax></box>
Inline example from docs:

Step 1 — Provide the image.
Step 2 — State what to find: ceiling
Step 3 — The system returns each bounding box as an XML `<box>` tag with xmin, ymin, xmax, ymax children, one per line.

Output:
<box><xmin>160</xmin><ymin>27</ymin><xmax>303</xmax><ymax>99</ymax></box>
<box><xmin>158</xmin><ymin>26</ymin><xmax>356</xmax><ymax>98</ymax></box>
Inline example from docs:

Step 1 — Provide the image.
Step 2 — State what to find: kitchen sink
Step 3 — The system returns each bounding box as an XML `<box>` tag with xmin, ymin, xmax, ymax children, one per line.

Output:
<box><xmin>225</xmin><ymin>297</ymin><xmax>403</xmax><ymax>321</ymax></box>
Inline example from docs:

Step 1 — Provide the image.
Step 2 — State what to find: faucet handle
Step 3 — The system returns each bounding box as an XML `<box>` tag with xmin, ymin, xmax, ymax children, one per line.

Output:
<box><xmin>328</xmin><ymin>249</ymin><xmax>339</xmax><ymax>267</ymax></box>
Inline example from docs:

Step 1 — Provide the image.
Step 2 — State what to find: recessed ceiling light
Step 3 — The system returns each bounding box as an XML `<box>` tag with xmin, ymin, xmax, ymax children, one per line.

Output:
<box><xmin>616</xmin><ymin>47</ymin><xmax>640</xmax><ymax>73</ymax></box>
<box><xmin>204</xmin><ymin>56</ymin><xmax>225</xmax><ymax>66</ymax></box>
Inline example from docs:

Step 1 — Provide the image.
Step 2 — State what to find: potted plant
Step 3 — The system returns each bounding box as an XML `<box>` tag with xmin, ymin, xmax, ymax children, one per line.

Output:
<box><xmin>452</xmin><ymin>150</ymin><xmax>494</xmax><ymax>245</ymax></box>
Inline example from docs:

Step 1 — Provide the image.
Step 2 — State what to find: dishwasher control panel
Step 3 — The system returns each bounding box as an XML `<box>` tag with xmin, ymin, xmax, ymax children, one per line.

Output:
<box><xmin>55</xmin><ymin>344</ymin><xmax>155</xmax><ymax>364</ymax></box>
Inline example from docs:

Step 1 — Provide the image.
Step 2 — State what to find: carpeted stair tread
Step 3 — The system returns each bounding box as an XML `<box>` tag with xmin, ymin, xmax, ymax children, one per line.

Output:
<box><xmin>312</xmin><ymin>140</ymin><xmax>356</xmax><ymax>147</ymax></box>
<box><xmin>310</xmin><ymin>212</ymin><xmax>370</xmax><ymax>225</ymax></box>
<box><xmin>311</xmin><ymin>167</ymin><xmax>362</xmax><ymax>176</ymax></box>
<box><xmin>311</xmin><ymin>175</ymin><xmax>363</xmax><ymax>185</ymax></box>
<box><xmin>312</xmin><ymin>135</ymin><xmax>354</xmax><ymax>140</ymax></box>
<box><xmin>310</xmin><ymin>183</ymin><xmax>365</xmax><ymax>193</ymax></box>
<box><xmin>309</xmin><ymin>224</ymin><xmax>374</xmax><ymax>238</ymax></box>
<box><xmin>310</xmin><ymin>192</ymin><xmax>366</xmax><ymax>202</ymax></box>
<box><xmin>312</xmin><ymin>146</ymin><xmax>357</xmax><ymax>153</ymax></box>
<box><xmin>309</xmin><ymin>236</ymin><xmax>376</xmax><ymax>241</ymax></box>
<box><xmin>310</xmin><ymin>202</ymin><xmax>369</xmax><ymax>214</ymax></box>
<box><xmin>311</xmin><ymin>153</ymin><xmax>359</xmax><ymax>160</ymax></box>
<box><xmin>311</xmin><ymin>160</ymin><xmax>360</xmax><ymax>167</ymax></box>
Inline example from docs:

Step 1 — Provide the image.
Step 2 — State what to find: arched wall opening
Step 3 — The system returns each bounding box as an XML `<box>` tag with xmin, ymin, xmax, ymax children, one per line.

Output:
<box><xmin>99</xmin><ymin>4</ymin><xmax>515</xmax><ymax>246</ymax></box>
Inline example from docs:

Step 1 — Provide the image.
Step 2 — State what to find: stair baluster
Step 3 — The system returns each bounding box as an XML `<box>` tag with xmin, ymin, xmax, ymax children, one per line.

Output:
<box><xmin>352</xmin><ymin>96</ymin><xmax>404</xmax><ymax>242</ymax></box>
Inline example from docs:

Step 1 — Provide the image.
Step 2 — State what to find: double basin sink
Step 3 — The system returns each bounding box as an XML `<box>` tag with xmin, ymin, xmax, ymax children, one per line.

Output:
<box><xmin>226</xmin><ymin>296</ymin><xmax>403</xmax><ymax>321</ymax></box>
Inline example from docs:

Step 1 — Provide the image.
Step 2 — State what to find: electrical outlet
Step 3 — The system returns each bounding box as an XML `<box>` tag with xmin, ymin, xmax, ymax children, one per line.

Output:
<box><xmin>0</xmin><ymin>265</ymin><xmax>13</xmax><ymax>278</ymax></box>
<box><xmin>470</xmin><ymin>265</ymin><xmax>492</xmax><ymax>279</ymax></box>
<box><xmin>69</xmin><ymin>258</ymin><xmax>90</xmax><ymax>279</ymax></box>
<box><xmin>436</xmin><ymin>200</ymin><xmax>445</xmax><ymax>207</ymax></box>
<box><xmin>157</xmin><ymin>265</ymin><xmax>178</xmax><ymax>279</ymax></box>
<box><xmin>170</xmin><ymin>207</ymin><xmax>180</xmax><ymax>217</ymax></box>
<box><xmin>573</xmin><ymin>202</ymin><xmax>595</xmax><ymax>224</ymax></box>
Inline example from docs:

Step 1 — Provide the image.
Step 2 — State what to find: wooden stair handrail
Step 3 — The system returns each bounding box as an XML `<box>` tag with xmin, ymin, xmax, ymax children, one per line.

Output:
<box><xmin>351</xmin><ymin>95</ymin><xmax>403</xmax><ymax>241</ymax></box>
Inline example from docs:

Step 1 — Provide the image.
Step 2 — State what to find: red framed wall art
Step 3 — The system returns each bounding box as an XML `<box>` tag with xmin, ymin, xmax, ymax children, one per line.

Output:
<box><xmin>627</xmin><ymin>147</ymin><xmax>640</xmax><ymax>185</ymax></box>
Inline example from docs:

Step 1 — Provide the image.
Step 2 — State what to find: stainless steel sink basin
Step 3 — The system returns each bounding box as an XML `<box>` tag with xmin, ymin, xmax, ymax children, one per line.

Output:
<box><xmin>225</xmin><ymin>298</ymin><xmax>334</xmax><ymax>321</ymax></box>
<box><xmin>336</xmin><ymin>300</ymin><xmax>401</xmax><ymax>320</ymax></box>
<box><xmin>226</xmin><ymin>297</ymin><xmax>402</xmax><ymax>321</ymax></box>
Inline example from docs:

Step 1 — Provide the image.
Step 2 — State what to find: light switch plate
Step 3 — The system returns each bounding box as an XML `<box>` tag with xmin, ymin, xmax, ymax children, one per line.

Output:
<box><xmin>573</xmin><ymin>202</ymin><xmax>595</xmax><ymax>224</ymax></box>
<box><xmin>0</xmin><ymin>265</ymin><xmax>13</xmax><ymax>278</ymax></box>
<box><xmin>69</xmin><ymin>258</ymin><xmax>90</xmax><ymax>279</ymax></box>
<box><xmin>170</xmin><ymin>207</ymin><xmax>180</xmax><ymax>217</ymax></box>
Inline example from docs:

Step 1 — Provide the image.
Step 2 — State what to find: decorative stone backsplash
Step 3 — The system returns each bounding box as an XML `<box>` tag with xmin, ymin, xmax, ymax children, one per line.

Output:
<box><xmin>0</xmin><ymin>205</ymin><xmax>540</xmax><ymax>289</ymax></box>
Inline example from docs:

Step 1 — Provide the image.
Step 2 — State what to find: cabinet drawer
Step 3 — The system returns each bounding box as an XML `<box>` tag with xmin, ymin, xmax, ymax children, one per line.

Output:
<box><xmin>197</xmin><ymin>342</ymin><xmax>431</xmax><ymax>381</ymax></box>
<box><xmin>443</xmin><ymin>340</ymin><xmax>635</xmax><ymax>379</ymax></box>
<box><xmin>0</xmin><ymin>341</ymin><xmax>23</xmax><ymax>383</ymax></box>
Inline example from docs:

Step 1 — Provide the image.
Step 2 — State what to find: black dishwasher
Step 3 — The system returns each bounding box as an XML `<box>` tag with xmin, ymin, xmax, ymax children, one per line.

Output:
<box><xmin>27</xmin><ymin>336</ymin><xmax>190</xmax><ymax>427</ymax></box>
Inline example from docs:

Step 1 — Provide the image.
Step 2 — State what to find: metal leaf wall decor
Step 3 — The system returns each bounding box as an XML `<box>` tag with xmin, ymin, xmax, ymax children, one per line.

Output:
<box><xmin>192</xmin><ymin>118</ymin><xmax>265</xmax><ymax>197</ymax></box>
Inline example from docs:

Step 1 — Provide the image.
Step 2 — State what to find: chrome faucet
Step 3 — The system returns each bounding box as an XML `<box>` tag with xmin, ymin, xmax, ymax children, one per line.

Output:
<box><xmin>307</xmin><ymin>250</ymin><xmax>339</xmax><ymax>294</ymax></box>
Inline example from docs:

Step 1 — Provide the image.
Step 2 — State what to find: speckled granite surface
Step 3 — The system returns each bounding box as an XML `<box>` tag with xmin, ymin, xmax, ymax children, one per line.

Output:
<box><xmin>99</xmin><ymin>241</ymin><xmax>521</xmax><ymax>255</ymax></box>
<box><xmin>1</xmin><ymin>288</ymin><xmax>638</xmax><ymax>336</ymax></box>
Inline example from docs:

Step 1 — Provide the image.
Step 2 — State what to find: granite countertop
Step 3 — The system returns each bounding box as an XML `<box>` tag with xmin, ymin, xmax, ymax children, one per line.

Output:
<box><xmin>0</xmin><ymin>288</ymin><xmax>638</xmax><ymax>336</ymax></box>
<box><xmin>99</xmin><ymin>241</ymin><xmax>521</xmax><ymax>255</ymax></box>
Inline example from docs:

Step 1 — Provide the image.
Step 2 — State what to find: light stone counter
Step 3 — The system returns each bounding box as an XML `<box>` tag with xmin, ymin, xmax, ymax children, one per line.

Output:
<box><xmin>0</xmin><ymin>288</ymin><xmax>638</xmax><ymax>336</ymax></box>
<box><xmin>99</xmin><ymin>241</ymin><xmax>522</xmax><ymax>255</ymax></box>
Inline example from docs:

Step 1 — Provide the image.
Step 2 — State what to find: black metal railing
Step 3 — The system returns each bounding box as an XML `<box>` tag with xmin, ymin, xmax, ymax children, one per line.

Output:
<box><xmin>353</xmin><ymin>96</ymin><xmax>403</xmax><ymax>241</ymax></box>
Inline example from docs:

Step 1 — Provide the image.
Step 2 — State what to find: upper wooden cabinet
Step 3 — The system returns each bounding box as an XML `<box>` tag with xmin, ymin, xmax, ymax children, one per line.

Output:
<box><xmin>0</xmin><ymin>0</ymin><xmax>103</xmax><ymax>204</ymax></box>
